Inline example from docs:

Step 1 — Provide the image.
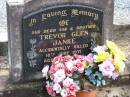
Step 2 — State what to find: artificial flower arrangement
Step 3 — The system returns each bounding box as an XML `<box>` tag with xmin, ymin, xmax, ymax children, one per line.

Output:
<box><xmin>42</xmin><ymin>40</ymin><xmax>126</xmax><ymax>97</ymax></box>
<box><xmin>42</xmin><ymin>54</ymin><xmax>85</xmax><ymax>97</ymax></box>
<box><xmin>84</xmin><ymin>40</ymin><xmax>126</xmax><ymax>86</ymax></box>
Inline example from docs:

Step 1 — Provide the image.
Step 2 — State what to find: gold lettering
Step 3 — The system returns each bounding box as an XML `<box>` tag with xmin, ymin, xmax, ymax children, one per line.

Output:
<box><xmin>47</xmin><ymin>52</ymin><xmax>56</xmax><ymax>57</ymax></box>
<box><xmin>94</xmin><ymin>14</ymin><xmax>99</xmax><ymax>20</ymax></box>
<box><xmin>71</xmin><ymin>9</ymin><xmax>79</xmax><ymax>16</ymax></box>
<box><xmin>88</xmin><ymin>12</ymin><xmax>92</xmax><ymax>16</ymax></box>
<box><xmin>42</xmin><ymin>10</ymin><xmax>67</xmax><ymax>21</ymax></box>
<box><xmin>44</xmin><ymin>58</ymin><xmax>51</xmax><ymax>63</ymax></box>
<box><xmin>71</xmin><ymin>30</ymin><xmax>88</xmax><ymax>37</ymax></box>
<box><xmin>29</xmin><ymin>18</ymin><xmax>37</xmax><ymax>27</ymax></box>
<box><xmin>39</xmin><ymin>33</ymin><xmax>66</xmax><ymax>40</ymax></box>
<box><xmin>59</xmin><ymin>20</ymin><xmax>69</xmax><ymax>27</ymax></box>
<box><xmin>71</xmin><ymin>9</ymin><xmax>99</xmax><ymax>19</ymax></box>
<box><xmin>73</xmin><ymin>44</ymin><xmax>88</xmax><ymax>49</ymax></box>
<box><xmin>32</xmin><ymin>30</ymin><xmax>41</xmax><ymax>35</ymax></box>
<box><xmin>61</xmin><ymin>10</ymin><xmax>67</xmax><ymax>16</ymax></box>
<box><xmin>79</xmin><ymin>10</ymin><xmax>87</xmax><ymax>15</ymax></box>
<box><xmin>70</xmin><ymin>27</ymin><xmax>73</xmax><ymax>31</ymax></box>
<box><xmin>59</xmin><ymin>27</ymin><xmax>67</xmax><ymax>32</ymax></box>
<box><xmin>47</xmin><ymin>14</ymin><xmax>51</xmax><ymax>18</ymax></box>
<box><xmin>53</xmin><ymin>38</ymin><xmax>76</xmax><ymax>46</ymax></box>
<box><xmin>38</xmin><ymin>46</ymin><xmax>70</xmax><ymax>53</ymax></box>
<box><xmin>76</xmin><ymin>22</ymin><xmax>97</xmax><ymax>30</ymax></box>
<box><xmin>42</xmin><ymin>29</ymin><xmax>56</xmax><ymax>34</ymax></box>
<box><xmin>42</xmin><ymin>14</ymin><xmax>47</xmax><ymax>21</ymax></box>
<box><xmin>60</xmin><ymin>51</ymin><xmax>70</xmax><ymax>55</ymax></box>
<box><xmin>73</xmin><ymin>50</ymin><xmax>82</xmax><ymax>54</ymax></box>
<box><xmin>45</xmin><ymin>53</ymin><xmax>51</xmax><ymax>57</ymax></box>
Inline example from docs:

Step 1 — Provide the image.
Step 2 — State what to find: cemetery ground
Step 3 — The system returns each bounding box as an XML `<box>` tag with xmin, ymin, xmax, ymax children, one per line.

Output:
<box><xmin>0</xmin><ymin>25</ymin><xmax>130</xmax><ymax>97</ymax></box>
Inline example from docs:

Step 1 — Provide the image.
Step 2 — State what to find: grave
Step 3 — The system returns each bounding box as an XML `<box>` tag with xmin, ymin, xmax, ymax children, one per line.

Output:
<box><xmin>7</xmin><ymin>0</ymin><xmax>114</xmax><ymax>82</ymax></box>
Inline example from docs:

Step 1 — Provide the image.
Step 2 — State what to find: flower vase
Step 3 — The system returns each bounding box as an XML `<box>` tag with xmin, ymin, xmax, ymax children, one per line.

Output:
<box><xmin>76</xmin><ymin>90</ymin><xmax>96</xmax><ymax>97</ymax></box>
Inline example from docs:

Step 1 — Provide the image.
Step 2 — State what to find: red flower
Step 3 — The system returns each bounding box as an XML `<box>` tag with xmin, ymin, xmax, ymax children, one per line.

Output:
<box><xmin>46</xmin><ymin>82</ymin><xmax>56</xmax><ymax>97</ymax></box>
<box><xmin>74</xmin><ymin>59</ymin><xmax>85</xmax><ymax>73</ymax></box>
<box><xmin>63</xmin><ymin>55</ymin><xmax>73</xmax><ymax>62</ymax></box>
<box><xmin>74</xmin><ymin>54</ymin><xmax>83</xmax><ymax>60</ymax></box>
<box><xmin>52</xmin><ymin>54</ymin><xmax>63</xmax><ymax>65</ymax></box>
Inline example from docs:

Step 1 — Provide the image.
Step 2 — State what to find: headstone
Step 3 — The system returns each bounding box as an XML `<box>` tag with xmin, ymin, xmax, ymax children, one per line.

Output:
<box><xmin>7</xmin><ymin>0</ymin><xmax>114</xmax><ymax>82</ymax></box>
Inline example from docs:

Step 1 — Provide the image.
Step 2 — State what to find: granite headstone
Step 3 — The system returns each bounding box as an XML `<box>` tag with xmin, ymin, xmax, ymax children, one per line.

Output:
<box><xmin>7</xmin><ymin>0</ymin><xmax>114</xmax><ymax>82</ymax></box>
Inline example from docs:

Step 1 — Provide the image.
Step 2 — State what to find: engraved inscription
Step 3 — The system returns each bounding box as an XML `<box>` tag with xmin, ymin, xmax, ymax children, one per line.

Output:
<box><xmin>22</xmin><ymin>5</ymin><xmax>103</xmax><ymax>76</ymax></box>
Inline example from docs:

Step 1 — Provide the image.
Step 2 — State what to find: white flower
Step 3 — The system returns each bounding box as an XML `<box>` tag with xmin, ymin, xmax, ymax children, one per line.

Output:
<box><xmin>60</xmin><ymin>89</ymin><xmax>68</xmax><ymax>97</ymax></box>
<box><xmin>53</xmin><ymin>83</ymin><xmax>61</xmax><ymax>93</ymax></box>
<box><xmin>93</xmin><ymin>46</ymin><xmax>107</xmax><ymax>53</ymax></box>
<box><xmin>42</xmin><ymin>65</ymin><xmax>49</xmax><ymax>79</ymax></box>
<box><xmin>63</xmin><ymin>77</ymin><xmax>74</xmax><ymax>88</ymax></box>
<box><xmin>65</xmin><ymin>61</ymin><xmax>74</xmax><ymax>71</ymax></box>
<box><xmin>99</xmin><ymin>60</ymin><xmax>115</xmax><ymax>78</ymax></box>
<box><xmin>54</xmin><ymin>69</ymin><xmax>66</xmax><ymax>83</ymax></box>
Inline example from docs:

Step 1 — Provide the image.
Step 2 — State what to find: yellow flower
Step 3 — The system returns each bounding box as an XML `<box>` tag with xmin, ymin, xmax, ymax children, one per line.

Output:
<box><xmin>106</xmin><ymin>40</ymin><xmax>118</xmax><ymax>51</ymax></box>
<box><xmin>85</xmin><ymin>61</ymin><xmax>91</xmax><ymax>68</ymax></box>
<box><xmin>114</xmin><ymin>57</ymin><xmax>125</xmax><ymax>72</ymax></box>
<box><xmin>113</xmin><ymin>50</ymin><xmax>126</xmax><ymax>61</ymax></box>
<box><xmin>106</xmin><ymin>40</ymin><xmax>126</xmax><ymax>61</ymax></box>
<box><xmin>94</xmin><ymin>51</ymin><xmax>112</xmax><ymax>63</ymax></box>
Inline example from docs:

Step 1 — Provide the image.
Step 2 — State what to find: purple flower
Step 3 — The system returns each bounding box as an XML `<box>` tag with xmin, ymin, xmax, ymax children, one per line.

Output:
<box><xmin>99</xmin><ymin>60</ymin><xmax>115</xmax><ymax>78</ymax></box>
<box><xmin>83</xmin><ymin>53</ymin><xmax>94</xmax><ymax>67</ymax></box>
<box><xmin>83</xmin><ymin>53</ymin><xmax>94</xmax><ymax>63</ymax></box>
<box><xmin>93</xmin><ymin>46</ymin><xmax>107</xmax><ymax>53</ymax></box>
<box><xmin>112</xmin><ymin>72</ymin><xmax>119</xmax><ymax>80</ymax></box>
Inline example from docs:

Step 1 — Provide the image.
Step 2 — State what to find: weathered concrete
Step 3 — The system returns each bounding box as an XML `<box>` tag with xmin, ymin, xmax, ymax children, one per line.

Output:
<box><xmin>7</xmin><ymin>1</ymin><xmax>24</xmax><ymax>82</ymax></box>
<box><xmin>113</xmin><ymin>25</ymin><xmax>130</xmax><ymax>73</ymax></box>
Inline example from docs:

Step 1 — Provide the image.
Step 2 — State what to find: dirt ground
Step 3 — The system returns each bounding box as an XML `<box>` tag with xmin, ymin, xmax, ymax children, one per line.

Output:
<box><xmin>113</xmin><ymin>25</ymin><xmax>130</xmax><ymax>73</ymax></box>
<box><xmin>0</xmin><ymin>25</ymin><xmax>130</xmax><ymax>97</ymax></box>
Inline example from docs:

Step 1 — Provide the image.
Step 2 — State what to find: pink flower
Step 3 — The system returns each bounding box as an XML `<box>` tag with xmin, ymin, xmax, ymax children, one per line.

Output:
<box><xmin>74</xmin><ymin>54</ymin><xmax>83</xmax><ymax>60</ymax></box>
<box><xmin>65</xmin><ymin>68</ymin><xmax>73</xmax><ymax>77</ymax></box>
<box><xmin>66</xmin><ymin>83</ymin><xmax>79</xmax><ymax>97</ymax></box>
<box><xmin>85</xmin><ymin>53</ymin><xmax>94</xmax><ymax>63</ymax></box>
<box><xmin>52</xmin><ymin>54</ymin><xmax>63</xmax><ymax>65</ymax></box>
<box><xmin>99</xmin><ymin>60</ymin><xmax>115</xmax><ymax>77</ymax></box>
<box><xmin>82</xmin><ymin>53</ymin><xmax>94</xmax><ymax>66</ymax></box>
<box><xmin>46</xmin><ymin>82</ymin><xmax>56</xmax><ymax>97</ymax></box>
<box><xmin>63</xmin><ymin>55</ymin><xmax>73</xmax><ymax>62</ymax></box>
<box><xmin>55</xmin><ymin>63</ymin><xmax>65</xmax><ymax>70</ymax></box>
<box><xmin>65</xmin><ymin>61</ymin><xmax>75</xmax><ymax>71</ymax></box>
<box><xmin>64</xmin><ymin>61</ymin><xmax>76</xmax><ymax>77</ymax></box>
<box><xmin>53</xmin><ymin>83</ymin><xmax>61</xmax><ymax>93</ymax></box>
<box><xmin>54</xmin><ymin>69</ymin><xmax>66</xmax><ymax>83</ymax></box>
<box><xmin>112</xmin><ymin>72</ymin><xmax>119</xmax><ymax>80</ymax></box>
<box><xmin>63</xmin><ymin>77</ymin><xmax>79</xmax><ymax>97</ymax></box>
<box><xmin>63</xmin><ymin>77</ymin><xmax>74</xmax><ymax>88</ymax></box>
<box><xmin>68</xmin><ymin>83</ymin><xmax>79</xmax><ymax>92</ymax></box>
<box><xmin>60</xmin><ymin>89</ymin><xmax>68</xmax><ymax>97</ymax></box>
<box><xmin>74</xmin><ymin>59</ymin><xmax>85</xmax><ymax>73</ymax></box>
